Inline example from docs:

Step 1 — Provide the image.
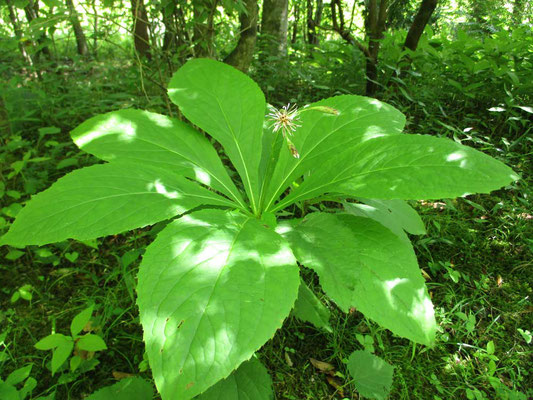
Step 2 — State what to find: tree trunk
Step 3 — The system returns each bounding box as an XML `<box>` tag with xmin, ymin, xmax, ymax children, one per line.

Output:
<box><xmin>403</xmin><ymin>0</ymin><xmax>438</xmax><ymax>51</ymax></box>
<box><xmin>260</xmin><ymin>0</ymin><xmax>289</xmax><ymax>59</ymax></box>
<box><xmin>91</xmin><ymin>0</ymin><xmax>98</xmax><ymax>56</ymax></box>
<box><xmin>331</xmin><ymin>0</ymin><xmax>387</xmax><ymax>96</ymax></box>
<box><xmin>291</xmin><ymin>0</ymin><xmax>299</xmax><ymax>43</ymax></box>
<box><xmin>364</xmin><ymin>0</ymin><xmax>388</xmax><ymax>96</ymax></box>
<box><xmin>225</xmin><ymin>0</ymin><xmax>258</xmax><ymax>73</ymax></box>
<box><xmin>130</xmin><ymin>0</ymin><xmax>151</xmax><ymax>59</ymax></box>
<box><xmin>162</xmin><ymin>2</ymin><xmax>177</xmax><ymax>51</ymax></box>
<box><xmin>193</xmin><ymin>0</ymin><xmax>217</xmax><ymax>58</ymax></box>
<box><xmin>307</xmin><ymin>0</ymin><xmax>323</xmax><ymax>45</ymax></box>
<box><xmin>65</xmin><ymin>0</ymin><xmax>89</xmax><ymax>56</ymax></box>
<box><xmin>307</xmin><ymin>0</ymin><xmax>316</xmax><ymax>44</ymax></box>
<box><xmin>24</xmin><ymin>0</ymin><xmax>52</xmax><ymax>58</ymax></box>
<box><xmin>6</xmin><ymin>0</ymin><xmax>35</xmax><ymax>71</ymax></box>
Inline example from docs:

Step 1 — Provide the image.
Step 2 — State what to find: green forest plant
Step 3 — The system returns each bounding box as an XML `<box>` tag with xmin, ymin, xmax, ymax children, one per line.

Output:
<box><xmin>0</xmin><ymin>364</ymin><xmax>36</xmax><ymax>400</ymax></box>
<box><xmin>34</xmin><ymin>305</ymin><xmax>107</xmax><ymax>376</ymax></box>
<box><xmin>85</xmin><ymin>376</ymin><xmax>153</xmax><ymax>400</ymax></box>
<box><xmin>0</xmin><ymin>59</ymin><xmax>519</xmax><ymax>399</ymax></box>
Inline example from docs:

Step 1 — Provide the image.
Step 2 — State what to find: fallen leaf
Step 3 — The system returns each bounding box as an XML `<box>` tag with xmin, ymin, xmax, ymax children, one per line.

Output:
<box><xmin>326</xmin><ymin>375</ymin><xmax>344</xmax><ymax>396</ymax></box>
<box><xmin>421</xmin><ymin>269</ymin><xmax>431</xmax><ymax>280</ymax></box>
<box><xmin>285</xmin><ymin>351</ymin><xmax>293</xmax><ymax>367</ymax></box>
<box><xmin>310</xmin><ymin>358</ymin><xmax>335</xmax><ymax>374</ymax></box>
<box><xmin>113</xmin><ymin>371</ymin><xmax>134</xmax><ymax>380</ymax></box>
<box><xmin>73</xmin><ymin>348</ymin><xmax>95</xmax><ymax>360</ymax></box>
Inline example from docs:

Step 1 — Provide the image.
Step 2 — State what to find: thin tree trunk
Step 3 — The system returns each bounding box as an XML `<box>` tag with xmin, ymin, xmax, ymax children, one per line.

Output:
<box><xmin>66</xmin><ymin>0</ymin><xmax>89</xmax><ymax>55</ymax></box>
<box><xmin>364</xmin><ymin>0</ymin><xmax>388</xmax><ymax>96</ymax></box>
<box><xmin>225</xmin><ymin>0</ymin><xmax>258</xmax><ymax>73</ymax></box>
<box><xmin>331</xmin><ymin>0</ymin><xmax>386</xmax><ymax>96</ymax></box>
<box><xmin>176</xmin><ymin>6</ymin><xmax>191</xmax><ymax>46</ymax></box>
<box><xmin>260</xmin><ymin>0</ymin><xmax>289</xmax><ymax>59</ymax></box>
<box><xmin>292</xmin><ymin>0</ymin><xmax>299</xmax><ymax>43</ymax></box>
<box><xmin>307</xmin><ymin>0</ymin><xmax>323</xmax><ymax>45</ymax></box>
<box><xmin>24</xmin><ymin>0</ymin><xmax>52</xmax><ymax>58</ymax></box>
<box><xmin>403</xmin><ymin>0</ymin><xmax>438</xmax><ymax>51</ymax></box>
<box><xmin>6</xmin><ymin>0</ymin><xmax>37</xmax><ymax>77</ymax></box>
<box><xmin>193</xmin><ymin>0</ymin><xmax>217</xmax><ymax>58</ymax></box>
<box><xmin>162</xmin><ymin>2</ymin><xmax>177</xmax><ymax>51</ymax></box>
<box><xmin>130</xmin><ymin>0</ymin><xmax>151</xmax><ymax>59</ymax></box>
<box><xmin>91</xmin><ymin>0</ymin><xmax>98</xmax><ymax>55</ymax></box>
<box><xmin>315</xmin><ymin>0</ymin><xmax>323</xmax><ymax>40</ymax></box>
<box><xmin>306</xmin><ymin>0</ymin><xmax>315</xmax><ymax>44</ymax></box>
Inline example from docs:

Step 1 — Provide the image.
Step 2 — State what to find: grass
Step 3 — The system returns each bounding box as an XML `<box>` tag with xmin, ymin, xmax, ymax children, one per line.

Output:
<box><xmin>0</xmin><ymin>49</ymin><xmax>531</xmax><ymax>399</ymax></box>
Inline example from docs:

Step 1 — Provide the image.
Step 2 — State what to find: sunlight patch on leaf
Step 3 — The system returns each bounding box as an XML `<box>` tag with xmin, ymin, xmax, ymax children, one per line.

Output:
<box><xmin>281</xmin><ymin>213</ymin><xmax>436</xmax><ymax>345</ymax></box>
<box><xmin>411</xmin><ymin>288</ymin><xmax>437</xmax><ymax>336</ymax></box>
<box><xmin>384</xmin><ymin>278</ymin><xmax>409</xmax><ymax>297</ymax></box>
<box><xmin>193</xmin><ymin>167</ymin><xmax>211</xmax><ymax>186</ymax></box>
<box><xmin>361</xmin><ymin>130</ymin><xmax>389</xmax><ymax>141</ymax></box>
<box><xmin>137</xmin><ymin>209</ymin><xmax>299</xmax><ymax>399</ymax></box>
<box><xmin>446</xmin><ymin>151</ymin><xmax>466</xmax><ymax>162</ymax></box>
<box><xmin>146</xmin><ymin>112</ymin><xmax>173</xmax><ymax>128</ymax></box>
<box><xmin>75</xmin><ymin>115</ymin><xmax>137</xmax><ymax>147</ymax></box>
<box><xmin>146</xmin><ymin>179</ymin><xmax>182</xmax><ymax>200</ymax></box>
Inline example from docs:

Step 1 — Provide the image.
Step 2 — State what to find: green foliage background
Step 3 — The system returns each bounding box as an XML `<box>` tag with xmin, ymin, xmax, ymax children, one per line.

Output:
<box><xmin>0</xmin><ymin>0</ymin><xmax>531</xmax><ymax>399</ymax></box>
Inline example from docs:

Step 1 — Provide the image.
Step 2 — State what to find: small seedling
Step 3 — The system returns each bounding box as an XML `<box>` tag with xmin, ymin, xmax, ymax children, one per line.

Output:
<box><xmin>0</xmin><ymin>364</ymin><xmax>36</xmax><ymax>400</ymax></box>
<box><xmin>34</xmin><ymin>305</ymin><xmax>107</xmax><ymax>375</ymax></box>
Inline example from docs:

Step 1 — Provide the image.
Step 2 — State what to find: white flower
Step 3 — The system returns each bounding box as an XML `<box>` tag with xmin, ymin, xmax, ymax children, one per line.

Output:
<box><xmin>267</xmin><ymin>103</ymin><xmax>301</xmax><ymax>138</ymax></box>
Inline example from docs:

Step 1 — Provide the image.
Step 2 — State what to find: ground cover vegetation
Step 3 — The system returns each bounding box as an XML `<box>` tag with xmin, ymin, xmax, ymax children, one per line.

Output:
<box><xmin>0</xmin><ymin>0</ymin><xmax>531</xmax><ymax>399</ymax></box>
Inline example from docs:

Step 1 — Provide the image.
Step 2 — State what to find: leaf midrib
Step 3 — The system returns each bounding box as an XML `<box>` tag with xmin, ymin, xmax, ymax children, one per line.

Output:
<box><xmin>90</xmin><ymin>133</ymin><xmax>246</xmax><ymax>209</ymax></box>
<box><xmin>263</xmin><ymin>109</ymin><xmax>390</xmax><ymax>211</ymax></box>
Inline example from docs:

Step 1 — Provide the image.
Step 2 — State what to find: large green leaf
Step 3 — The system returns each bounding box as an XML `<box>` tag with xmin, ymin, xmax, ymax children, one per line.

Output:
<box><xmin>262</xmin><ymin>95</ymin><xmax>405</xmax><ymax>211</ymax></box>
<box><xmin>1</xmin><ymin>163</ymin><xmax>235</xmax><ymax>246</ymax></box>
<box><xmin>196</xmin><ymin>358</ymin><xmax>273</xmax><ymax>400</ymax></box>
<box><xmin>70</xmin><ymin>109</ymin><xmax>245</xmax><ymax>209</ymax></box>
<box><xmin>344</xmin><ymin>199</ymin><xmax>425</xmax><ymax>243</ymax></box>
<box><xmin>347</xmin><ymin>351</ymin><xmax>394</xmax><ymax>400</ymax></box>
<box><xmin>86</xmin><ymin>377</ymin><xmax>154</xmax><ymax>400</ymax></box>
<box><xmin>137</xmin><ymin>209</ymin><xmax>299</xmax><ymax>399</ymax></box>
<box><xmin>292</xmin><ymin>279</ymin><xmax>332</xmax><ymax>332</ymax></box>
<box><xmin>280</xmin><ymin>213</ymin><xmax>436</xmax><ymax>345</ymax></box>
<box><xmin>168</xmin><ymin>59</ymin><xmax>265</xmax><ymax>214</ymax></box>
<box><xmin>273</xmin><ymin>134</ymin><xmax>519</xmax><ymax>210</ymax></box>
<box><xmin>0</xmin><ymin>382</ymin><xmax>18</xmax><ymax>400</ymax></box>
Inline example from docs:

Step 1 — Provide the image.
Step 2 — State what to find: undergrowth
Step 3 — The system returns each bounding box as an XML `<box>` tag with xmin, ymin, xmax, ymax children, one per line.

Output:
<box><xmin>0</xmin><ymin>35</ymin><xmax>531</xmax><ymax>399</ymax></box>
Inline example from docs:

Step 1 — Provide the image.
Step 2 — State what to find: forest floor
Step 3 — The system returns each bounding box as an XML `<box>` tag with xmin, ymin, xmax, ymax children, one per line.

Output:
<box><xmin>0</xmin><ymin>57</ymin><xmax>531</xmax><ymax>399</ymax></box>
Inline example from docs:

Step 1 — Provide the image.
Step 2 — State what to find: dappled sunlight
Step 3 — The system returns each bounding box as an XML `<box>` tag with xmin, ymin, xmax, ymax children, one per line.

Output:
<box><xmin>445</xmin><ymin>150</ymin><xmax>469</xmax><ymax>169</ymax></box>
<box><xmin>146</xmin><ymin>111</ymin><xmax>174</xmax><ymax>128</ymax></box>
<box><xmin>69</xmin><ymin>108</ymin><xmax>247</xmax><ymax>206</ymax></box>
<box><xmin>446</xmin><ymin>151</ymin><xmax>466</xmax><ymax>162</ymax></box>
<box><xmin>368</xmin><ymin>98</ymin><xmax>384</xmax><ymax>109</ymax></box>
<box><xmin>348</xmin><ymin>106</ymin><xmax>365</xmax><ymax>115</ymax></box>
<box><xmin>275</xmin><ymin>213</ymin><xmax>436</xmax><ymax>345</ymax></box>
<box><xmin>411</xmin><ymin>288</ymin><xmax>436</xmax><ymax>333</ymax></box>
<box><xmin>146</xmin><ymin>179</ymin><xmax>182</xmax><ymax>200</ymax></box>
<box><xmin>168</xmin><ymin>87</ymin><xmax>199</xmax><ymax>100</ymax></box>
<box><xmin>372</xmin><ymin>272</ymin><xmax>435</xmax><ymax>343</ymax></box>
<box><xmin>193</xmin><ymin>166</ymin><xmax>211</xmax><ymax>186</ymax></box>
<box><xmin>75</xmin><ymin>114</ymin><xmax>137</xmax><ymax>147</ymax></box>
<box><xmin>361</xmin><ymin>128</ymin><xmax>389</xmax><ymax>142</ymax></box>
<box><xmin>383</xmin><ymin>278</ymin><xmax>409</xmax><ymax>299</ymax></box>
<box><xmin>274</xmin><ymin>222</ymin><xmax>294</xmax><ymax>236</ymax></box>
<box><xmin>137</xmin><ymin>209</ymin><xmax>299</xmax><ymax>398</ymax></box>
